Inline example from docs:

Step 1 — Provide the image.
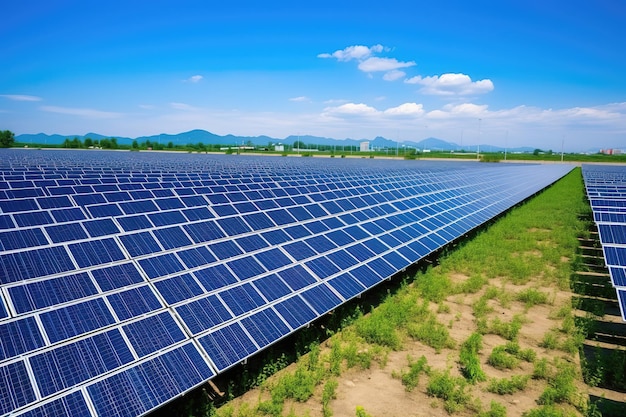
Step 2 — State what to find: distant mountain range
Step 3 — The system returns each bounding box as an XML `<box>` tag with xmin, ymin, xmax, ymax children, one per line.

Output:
<box><xmin>15</xmin><ymin>129</ymin><xmax>538</xmax><ymax>153</ymax></box>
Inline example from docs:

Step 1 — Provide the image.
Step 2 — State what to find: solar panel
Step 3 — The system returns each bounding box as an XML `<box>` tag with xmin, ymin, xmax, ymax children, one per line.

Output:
<box><xmin>0</xmin><ymin>149</ymin><xmax>573</xmax><ymax>416</ymax></box>
<box><xmin>582</xmin><ymin>164</ymin><xmax>626</xmax><ymax>320</ymax></box>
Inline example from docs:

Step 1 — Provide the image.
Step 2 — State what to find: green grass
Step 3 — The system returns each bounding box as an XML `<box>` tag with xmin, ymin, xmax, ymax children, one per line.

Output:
<box><xmin>426</xmin><ymin>369</ymin><xmax>471</xmax><ymax>413</ymax></box>
<box><xmin>487</xmin><ymin>375</ymin><xmax>530</xmax><ymax>395</ymax></box>
<box><xmin>459</xmin><ymin>333</ymin><xmax>487</xmax><ymax>383</ymax></box>
<box><xmin>394</xmin><ymin>355</ymin><xmax>429</xmax><ymax>392</ymax></box>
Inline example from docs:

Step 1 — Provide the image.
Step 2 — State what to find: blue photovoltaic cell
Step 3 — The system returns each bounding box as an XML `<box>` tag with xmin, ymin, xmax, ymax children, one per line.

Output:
<box><xmin>219</xmin><ymin>282</ymin><xmax>266</xmax><ymax>316</ymax></box>
<box><xmin>138</xmin><ymin>252</ymin><xmax>185</xmax><ymax>279</ymax></box>
<box><xmin>255</xmin><ymin>248</ymin><xmax>292</xmax><ymax>271</ymax></box>
<box><xmin>0</xmin><ymin>317</ymin><xmax>45</xmax><ymax>361</ymax></box>
<box><xmin>0</xmin><ymin>214</ymin><xmax>15</xmax><ymax>229</ymax></box>
<box><xmin>30</xmin><ymin>329</ymin><xmax>134</xmax><ymax>397</ymax></box>
<box><xmin>244</xmin><ymin>212</ymin><xmax>276</xmax><ymax>231</ymax></box>
<box><xmin>82</xmin><ymin>218</ymin><xmax>120</xmax><ymax>237</ymax></box>
<box><xmin>301</xmin><ymin>284</ymin><xmax>342</xmax><ymax>315</ymax></box>
<box><xmin>183</xmin><ymin>220</ymin><xmax>225</xmax><ymax>243</ymax></box>
<box><xmin>217</xmin><ymin>217</ymin><xmax>251</xmax><ymax>236</ymax></box>
<box><xmin>176</xmin><ymin>295</ymin><xmax>232</xmax><ymax>334</ymax></box>
<box><xmin>178</xmin><ymin>246</ymin><xmax>216</xmax><ymax>269</ymax></box>
<box><xmin>87</xmin><ymin>203</ymin><xmax>123</xmax><ymax>218</ymax></box>
<box><xmin>194</xmin><ymin>264</ymin><xmax>238</xmax><ymax>292</ymax></box>
<box><xmin>149</xmin><ymin>210</ymin><xmax>187</xmax><ymax>226</ymax></box>
<box><xmin>69</xmin><ymin>238</ymin><xmax>126</xmax><ymax>268</ymax></box>
<box><xmin>240</xmin><ymin>308</ymin><xmax>290</xmax><ymax>348</ymax></box>
<box><xmin>40</xmin><ymin>298</ymin><xmax>116</xmax><ymax>344</ymax></box>
<box><xmin>45</xmin><ymin>223</ymin><xmax>88</xmax><ymax>243</ymax></box>
<box><xmin>198</xmin><ymin>322</ymin><xmax>257</xmax><ymax>371</ymax></box>
<box><xmin>610</xmin><ymin>267</ymin><xmax>626</xmax><ymax>287</ymax></box>
<box><xmin>209</xmin><ymin>240</ymin><xmax>242</xmax><ymax>260</ymax></box>
<box><xmin>119</xmin><ymin>231</ymin><xmax>162</xmax><ymax>257</ymax></box>
<box><xmin>106</xmin><ymin>285</ymin><xmax>162</xmax><ymax>320</ymax></box>
<box><xmin>283</xmin><ymin>240</ymin><xmax>316</xmax><ymax>261</ymax></box>
<box><xmin>619</xmin><ymin>289</ymin><xmax>626</xmax><ymax>321</ymax></box>
<box><xmin>278</xmin><ymin>265</ymin><xmax>317</xmax><ymax>290</ymax></box>
<box><xmin>91</xmin><ymin>262</ymin><xmax>145</xmax><ymax>291</ymax></box>
<box><xmin>252</xmin><ymin>274</ymin><xmax>291</xmax><ymax>302</ymax></box>
<box><xmin>14</xmin><ymin>211</ymin><xmax>54</xmax><ymax>227</ymax></box>
<box><xmin>305</xmin><ymin>256</ymin><xmax>340</xmax><ymax>279</ymax></box>
<box><xmin>50</xmin><ymin>207</ymin><xmax>86</xmax><ymax>222</ymax></box>
<box><xmin>349</xmin><ymin>264</ymin><xmax>381</xmax><ymax>287</ymax></box>
<box><xmin>0</xmin><ymin>360</ymin><xmax>36</xmax><ymax>415</ymax></box>
<box><xmin>122</xmin><ymin>312</ymin><xmax>186</xmax><ymax>357</ymax></box>
<box><xmin>236</xmin><ymin>234</ymin><xmax>268</xmax><ymax>252</ymax></box>
<box><xmin>273</xmin><ymin>296</ymin><xmax>318</xmax><ymax>329</ymax></box>
<box><xmin>87</xmin><ymin>343</ymin><xmax>214</xmax><ymax>417</ymax></box>
<box><xmin>8</xmin><ymin>272</ymin><xmax>97</xmax><ymax>314</ymax></box>
<box><xmin>155</xmin><ymin>273</ymin><xmax>204</xmax><ymax>304</ymax></box>
<box><xmin>153</xmin><ymin>226</ymin><xmax>192</xmax><ymax>249</ymax></box>
<box><xmin>328</xmin><ymin>273</ymin><xmax>366</xmax><ymax>300</ymax></box>
<box><xmin>0</xmin><ymin>228</ymin><xmax>48</xmax><ymax>251</ymax></box>
<box><xmin>0</xmin><ymin>246</ymin><xmax>75</xmax><ymax>284</ymax></box>
<box><xmin>117</xmin><ymin>214</ymin><xmax>153</xmax><ymax>232</ymax></box>
<box><xmin>604</xmin><ymin>246</ymin><xmax>626</xmax><ymax>267</ymax></box>
<box><xmin>15</xmin><ymin>391</ymin><xmax>90</xmax><ymax>417</ymax></box>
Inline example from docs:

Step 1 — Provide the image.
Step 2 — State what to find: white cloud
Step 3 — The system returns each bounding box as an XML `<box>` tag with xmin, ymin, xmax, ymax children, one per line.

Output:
<box><xmin>383</xmin><ymin>70</ymin><xmax>406</xmax><ymax>81</ymax></box>
<box><xmin>184</xmin><ymin>75</ymin><xmax>203</xmax><ymax>83</ymax></box>
<box><xmin>40</xmin><ymin>105</ymin><xmax>121</xmax><ymax>119</ymax></box>
<box><xmin>324</xmin><ymin>103</ymin><xmax>379</xmax><ymax>117</ymax></box>
<box><xmin>358</xmin><ymin>57</ymin><xmax>416</xmax><ymax>73</ymax></box>
<box><xmin>138</xmin><ymin>104</ymin><xmax>156</xmax><ymax>110</ymax></box>
<box><xmin>289</xmin><ymin>96</ymin><xmax>310</xmax><ymax>103</ymax></box>
<box><xmin>406</xmin><ymin>73</ymin><xmax>494</xmax><ymax>96</ymax></box>
<box><xmin>384</xmin><ymin>103</ymin><xmax>424</xmax><ymax>117</ymax></box>
<box><xmin>1</xmin><ymin>94</ymin><xmax>43</xmax><ymax>102</ymax></box>
<box><xmin>318</xmin><ymin>44</ymin><xmax>384</xmax><ymax>61</ymax></box>
<box><xmin>170</xmin><ymin>102</ymin><xmax>200</xmax><ymax>111</ymax></box>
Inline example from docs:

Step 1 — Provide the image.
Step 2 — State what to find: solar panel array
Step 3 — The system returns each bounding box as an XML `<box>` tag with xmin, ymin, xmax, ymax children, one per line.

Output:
<box><xmin>582</xmin><ymin>164</ymin><xmax>626</xmax><ymax>320</ymax></box>
<box><xmin>0</xmin><ymin>149</ymin><xmax>573</xmax><ymax>417</ymax></box>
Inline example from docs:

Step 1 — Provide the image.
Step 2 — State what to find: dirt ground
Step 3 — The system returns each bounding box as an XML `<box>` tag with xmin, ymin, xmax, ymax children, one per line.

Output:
<box><xmin>221</xmin><ymin>273</ymin><xmax>588</xmax><ymax>417</ymax></box>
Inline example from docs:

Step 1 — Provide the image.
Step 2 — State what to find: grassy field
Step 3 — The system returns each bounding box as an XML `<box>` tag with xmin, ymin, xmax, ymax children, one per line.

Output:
<box><xmin>161</xmin><ymin>168</ymin><xmax>602</xmax><ymax>417</ymax></box>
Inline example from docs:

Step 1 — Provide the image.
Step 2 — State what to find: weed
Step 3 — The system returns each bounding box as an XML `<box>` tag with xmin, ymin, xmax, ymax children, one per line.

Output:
<box><xmin>329</xmin><ymin>339</ymin><xmax>342</xmax><ymax>376</ymax></box>
<box><xmin>321</xmin><ymin>379</ymin><xmax>338</xmax><ymax>417</ymax></box>
<box><xmin>523</xmin><ymin>405</ymin><xmax>577</xmax><ymax>417</ymax></box>
<box><xmin>427</xmin><ymin>369</ymin><xmax>471</xmax><ymax>413</ymax></box>
<box><xmin>487</xmin><ymin>375</ymin><xmax>530</xmax><ymax>394</ymax></box>
<box><xmin>355</xmin><ymin>406</ymin><xmax>373</xmax><ymax>417</ymax></box>
<box><xmin>394</xmin><ymin>355</ymin><xmax>429</xmax><ymax>391</ymax></box>
<box><xmin>407</xmin><ymin>316</ymin><xmax>456</xmax><ymax>353</ymax></box>
<box><xmin>533</xmin><ymin>358</ymin><xmax>551</xmax><ymax>380</ymax></box>
<box><xmin>487</xmin><ymin>315</ymin><xmax>524</xmax><ymax>340</ymax></box>
<box><xmin>516</xmin><ymin>288</ymin><xmax>550</xmax><ymax>307</ymax></box>
<box><xmin>456</xmin><ymin>274</ymin><xmax>488</xmax><ymax>294</ymax></box>
<box><xmin>478</xmin><ymin>401</ymin><xmax>508</xmax><ymax>417</ymax></box>
<box><xmin>487</xmin><ymin>346</ymin><xmax>519</xmax><ymax>370</ymax></box>
<box><xmin>540</xmin><ymin>331</ymin><xmax>559</xmax><ymax>350</ymax></box>
<box><xmin>538</xmin><ymin>361</ymin><xmax>578</xmax><ymax>406</ymax></box>
<box><xmin>459</xmin><ymin>333</ymin><xmax>486</xmax><ymax>383</ymax></box>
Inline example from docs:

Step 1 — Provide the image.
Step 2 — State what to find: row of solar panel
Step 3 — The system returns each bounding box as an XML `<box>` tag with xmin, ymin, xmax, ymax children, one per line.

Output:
<box><xmin>583</xmin><ymin>164</ymin><xmax>626</xmax><ymax>321</ymax></box>
<box><xmin>0</xmin><ymin>152</ymin><xmax>575</xmax><ymax>417</ymax></box>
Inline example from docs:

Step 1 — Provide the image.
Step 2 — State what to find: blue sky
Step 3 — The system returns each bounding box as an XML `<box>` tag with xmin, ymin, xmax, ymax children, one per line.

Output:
<box><xmin>1</xmin><ymin>0</ymin><xmax>625</xmax><ymax>152</ymax></box>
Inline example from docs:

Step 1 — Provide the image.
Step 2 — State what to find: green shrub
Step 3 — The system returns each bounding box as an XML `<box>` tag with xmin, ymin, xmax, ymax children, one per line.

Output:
<box><xmin>533</xmin><ymin>358</ymin><xmax>550</xmax><ymax>380</ymax></box>
<box><xmin>523</xmin><ymin>405</ymin><xmax>577</xmax><ymax>417</ymax></box>
<box><xmin>478</xmin><ymin>401</ymin><xmax>508</xmax><ymax>417</ymax></box>
<box><xmin>516</xmin><ymin>288</ymin><xmax>550</xmax><ymax>307</ymax></box>
<box><xmin>487</xmin><ymin>346</ymin><xmax>519</xmax><ymax>370</ymax></box>
<box><xmin>487</xmin><ymin>375</ymin><xmax>529</xmax><ymax>395</ymax></box>
<box><xmin>459</xmin><ymin>333</ymin><xmax>486</xmax><ymax>383</ymax></box>
<box><xmin>427</xmin><ymin>369</ymin><xmax>470</xmax><ymax>413</ymax></box>
<box><xmin>488</xmin><ymin>315</ymin><xmax>524</xmax><ymax>340</ymax></box>
<box><xmin>355</xmin><ymin>406</ymin><xmax>373</xmax><ymax>417</ymax></box>
<box><xmin>538</xmin><ymin>362</ymin><xmax>577</xmax><ymax>406</ymax></box>
<box><xmin>407</xmin><ymin>316</ymin><xmax>455</xmax><ymax>353</ymax></box>
<box><xmin>322</xmin><ymin>379</ymin><xmax>338</xmax><ymax>417</ymax></box>
<box><xmin>397</xmin><ymin>355</ymin><xmax>429</xmax><ymax>391</ymax></box>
